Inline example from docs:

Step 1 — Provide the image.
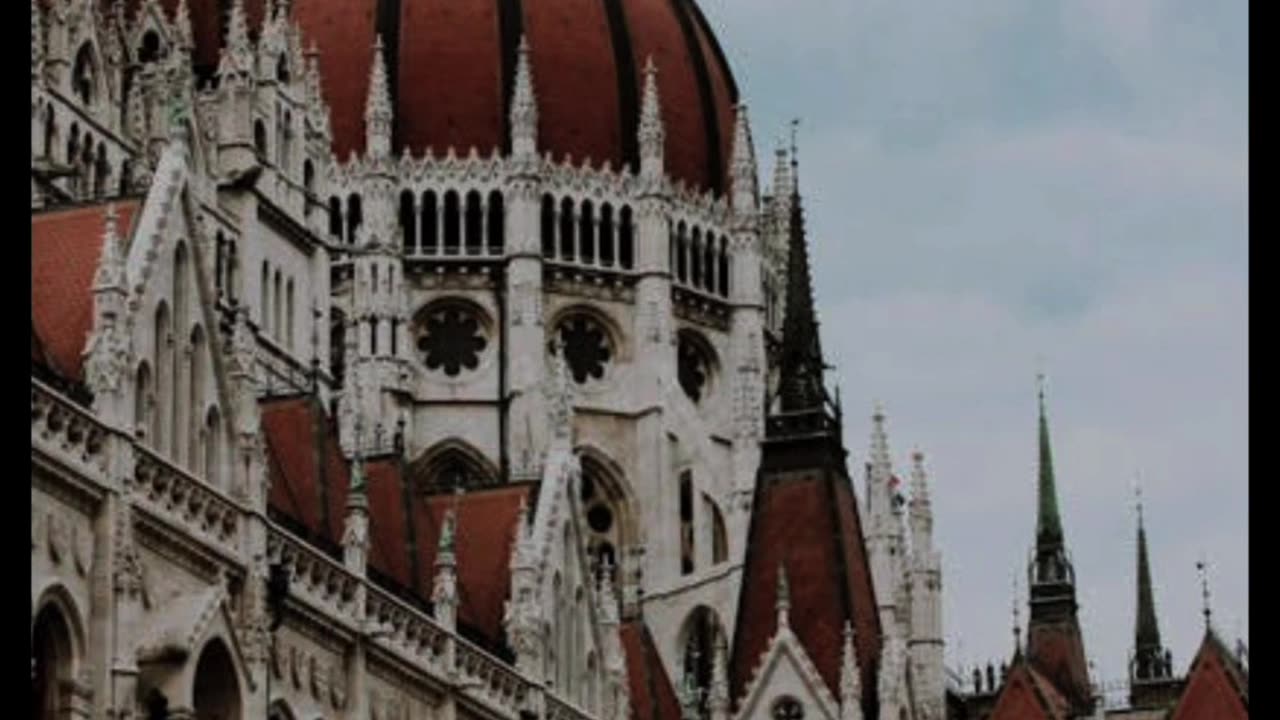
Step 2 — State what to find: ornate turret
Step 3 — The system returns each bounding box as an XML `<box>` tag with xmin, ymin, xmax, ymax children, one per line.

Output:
<box><xmin>908</xmin><ymin>449</ymin><xmax>945</xmax><ymax>718</ymax></box>
<box><xmin>1024</xmin><ymin>376</ymin><xmax>1093</xmax><ymax>715</ymax></box>
<box><xmin>342</xmin><ymin>454</ymin><xmax>371</xmax><ymax>577</ymax></box>
<box><xmin>84</xmin><ymin>206</ymin><xmax>132</xmax><ymax>424</ymax></box>
<box><xmin>364</xmin><ymin>35</ymin><xmax>393</xmax><ymax>161</ymax></box>
<box><xmin>729</xmin><ymin>103</ymin><xmax>758</xmax><ymax>220</ymax></box>
<box><xmin>840</xmin><ymin>623</ymin><xmax>864</xmax><ymax>720</ymax></box>
<box><xmin>433</xmin><ymin>498</ymin><xmax>460</xmax><ymax>633</ymax></box>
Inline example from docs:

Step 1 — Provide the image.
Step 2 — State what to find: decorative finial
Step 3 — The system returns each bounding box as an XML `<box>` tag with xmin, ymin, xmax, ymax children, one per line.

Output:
<box><xmin>776</xmin><ymin>562</ymin><xmax>791</xmax><ymax>627</ymax></box>
<box><xmin>1012</xmin><ymin>571</ymin><xmax>1022</xmax><ymax>653</ymax></box>
<box><xmin>1135</xmin><ymin>480</ymin><xmax>1144</xmax><ymax>527</ymax></box>
<box><xmin>509</xmin><ymin>34</ymin><xmax>538</xmax><ymax>158</ymax></box>
<box><xmin>789</xmin><ymin>118</ymin><xmax>800</xmax><ymax>169</ymax></box>
<box><xmin>1196</xmin><ymin>557</ymin><xmax>1212</xmax><ymax>630</ymax></box>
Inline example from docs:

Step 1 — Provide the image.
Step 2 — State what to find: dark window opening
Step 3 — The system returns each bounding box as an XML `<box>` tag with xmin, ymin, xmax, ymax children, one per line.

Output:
<box><xmin>139</xmin><ymin>31</ymin><xmax>162</xmax><ymax>64</ymax></box>
<box><xmin>619</xmin><ymin>206</ymin><xmax>634</xmax><ymax>269</ymax></box>
<box><xmin>399</xmin><ymin>190</ymin><xmax>416</xmax><ymax>253</ymax></box>
<box><xmin>487</xmin><ymin>191</ymin><xmax>505</xmax><ymax>254</ymax></box>
<box><xmin>254</xmin><ymin>119</ymin><xmax>268</xmax><ymax>158</ymax></box>
<box><xmin>679</xmin><ymin>470</ymin><xmax>694</xmax><ymax>575</ymax></box>
<box><xmin>718</xmin><ymin>238</ymin><xmax>730</xmax><ymax>297</ymax></box>
<box><xmin>676</xmin><ymin>224</ymin><xmax>688</xmax><ymax>283</ymax></box>
<box><xmin>422</xmin><ymin>191</ymin><xmax>439</xmax><ymax>253</ymax></box>
<box><xmin>690</xmin><ymin>230</ymin><xmax>703</xmax><ymax>290</ymax></box>
<box><xmin>328</xmin><ymin>196</ymin><xmax>343</xmax><ymax>239</ymax></box>
<box><xmin>579</xmin><ymin>201</ymin><xmax>595</xmax><ymax>264</ymax></box>
<box><xmin>599</xmin><ymin>204</ymin><xmax>615</xmax><ymax>267</ymax></box>
<box><xmin>464</xmin><ymin>191</ymin><xmax>483</xmax><ymax>254</ymax></box>
<box><xmin>443</xmin><ymin>191</ymin><xmax>460</xmax><ymax>254</ymax></box>
<box><xmin>541</xmin><ymin>195</ymin><xmax>556</xmax><ymax>258</ymax></box>
<box><xmin>558</xmin><ymin>198</ymin><xmax>575</xmax><ymax>261</ymax></box>
<box><xmin>346</xmin><ymin>194</ymin><xmax>362</xmax><ymax>244</ymax></box>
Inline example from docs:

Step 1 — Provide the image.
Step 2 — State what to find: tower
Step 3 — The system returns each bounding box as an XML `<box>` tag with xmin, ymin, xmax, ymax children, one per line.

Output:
<box><xmin>908</xmin><ymin>450</ymin><xmax>944</xmax><ymax>718</ymax></box>
<box><xmin>1128</xmin><ymin>493</ymin><xmax>1181</xmax><ymax>709</ymax></box>
<box><xmin>1024</xmin><ymin>378</ymin><xmax>1094</xmax><ymax>714</ymax></box>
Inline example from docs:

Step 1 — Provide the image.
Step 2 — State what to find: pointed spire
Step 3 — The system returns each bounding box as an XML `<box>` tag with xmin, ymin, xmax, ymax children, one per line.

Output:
<box><xmin>870</xmin><ymin>403</ymin><xmax>891</xmax><ymax>477</ymax></box>
<box><xmin>774</xmin><ymin>127</ymin><xmax>829</xmax><ymax>413</ymax></box>
<box><xmin>173</xmin><ymin>0</ymin><xmax>193</xmax><ymax>50</ymax></box>
<box><xmin>1036</xmin><ymin>373</ymin><xmax>1065</xmax><ymax>548</ymax></box>
<box><xmin>776</xmin><ymin>562</ymin><xmax>791</xmax><ymax>628</ymax></box>
<box><xmin>1134</xmin><ymin>488</ymin><xmax>1162</xmax><ymax>652</ymax></box>
<box><xmin>910</xmin><ymin>448</ymin><xmax>930</xmax><ymax>507</ymax></box>
<box><xmin>224</xmin><ymin>0</ymin><xmax>252</xmax><ymax>65</ymax></box>
<box><xmin>729</xmin><ymin>103</ymin><xmax>758</xmax><ymax>216</ymax></box>
<box><xmin>1196</xmin><ymin>558</ymin><xmax>1212</xmax><ymax>631</ymax></box>
<box><xmin>1012</xmin><ymin>573</ymin><xmax>1023</xmax><ymax>657</ymax></box>
<box><xmin>771</xmin><ymin>141</ymin><xmax>792</xmax><ymax>202</ymax></box>
<box><xmin>365</xmin><ymin>34</ymin><xmax>393</xmax><ymax>159</ymax></box>
<box><xmin>840</xmin><ymin>622</ymin><xmax>863</xmax><ymax>719</ymax></box>
<box><xmin>638</xmin><ymin>56</ymin><xmax>664</xmax><ymax>178</ymax></box>
<box><xmin>509</xmin><ymin>34</ymin><xmax>538</xmax><ymax>159</ymax></box>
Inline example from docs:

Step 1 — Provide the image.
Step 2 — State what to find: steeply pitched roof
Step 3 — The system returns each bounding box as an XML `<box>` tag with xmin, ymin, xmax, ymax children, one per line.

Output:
<box><xmin>987</xmin><ymin>660</ymin><xmax>1071</xmax><ymax>720</ymax></box>
<box><xmin>1170</xmin><ymin>630</ymin><xmax>1248</xmax><ymax>720</ymax></box>
<box><xmin>31</xmin><ymin>201</ymin><xmax>142</xmax><ymax>383</ymax></box>
<box><xmin>620</xmin><ymin>620</ymin><xmax>682</xmax><ymax>720</ymax></box>
<box><xmin>729</xmin><ymin>469</ymin><xmax>881</xmax><ymax>711</ymax></box>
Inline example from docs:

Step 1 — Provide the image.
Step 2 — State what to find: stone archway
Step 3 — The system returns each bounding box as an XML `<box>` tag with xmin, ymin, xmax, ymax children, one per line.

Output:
<box><xmin>677</xmin><ymin>605</ymin><xmax>728</xmax><ymax>720</ymax></box>
<box><xmin>191</xmin><ymin>639</ymin><xmax>241</xmax><ymax>720</ymax></box>
<box><xmin>575</xmin><ymin>450</ymin><xmax>640</xmax><ymax>607</ymax></box>
<box><xmin>31</xmin><ymin>602</ymin><xmax>75</xmax><ymax>720</ymax></box>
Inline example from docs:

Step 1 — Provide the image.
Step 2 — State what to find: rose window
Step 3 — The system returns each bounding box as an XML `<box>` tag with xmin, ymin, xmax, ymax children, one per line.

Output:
<box><xmin>677</xmin><ymin>332</ymin><xmax>715</xmax><ymax>403</ymax></box>
<box><xmin>556</xmin><ymin>315</ymin><xmax>611</xmax><ymax>384</ymax></box>
<box><xmin>416</xmin><ymin>304</ymin><xmax>487</xmax><ymax>376</ymax></box>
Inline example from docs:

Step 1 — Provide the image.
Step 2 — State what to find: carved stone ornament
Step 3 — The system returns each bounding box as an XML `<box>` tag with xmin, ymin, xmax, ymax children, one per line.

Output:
<box><xmin>309</xmin><ymin>655</ymin><xmax>323</xmax><ymax>700</ymax></box>
<box><xmin>270</xmin><ymin>638</ymin><xmax>284</xmax><ymax>679</ymax></box>
<box><xmin>72</xmin><ymin>522</ymin><xmax>91</xmax><ymax>577</ymax></box>
<box><xmin>290</xmin><ymin>645</ymin><xmax>302</xmax><ymax>689</ymax></box>
<box><xmin>47</xmin><ymin>512</ymin><xmax>67</xmax><ymax>565</ymax></box>
<box><xmin>329</xmin><ymin>663</ymin><xmax>347</xmax><ymax>709</ymax></box>
<box><xmin>83</xmin><ymin>326</ymin><xmax>131</xmax><ymax>397</ymax></box>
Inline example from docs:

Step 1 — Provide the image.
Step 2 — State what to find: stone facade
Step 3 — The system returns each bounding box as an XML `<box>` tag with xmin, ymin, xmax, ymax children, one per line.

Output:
<box><xmin>30</xmin><ymin>2</ymin><xmax>946</xmax><ymax>719</ymax></box>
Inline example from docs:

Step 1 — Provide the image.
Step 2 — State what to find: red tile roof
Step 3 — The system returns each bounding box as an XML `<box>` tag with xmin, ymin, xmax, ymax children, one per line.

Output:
<box><xmin>1025</xmin><ymin>619</ymin><xmax>1093</xmax><ymax>713</ymax></box>
<box><xmin>260</xmin><ymin>396</ymin><xmax>530</xmax><ymax>649</ymax></box>
<box><xmin>31</xmin><ymin>201</ymin><xmax>142</xmax><ymax>383</ymax></box>
<box><xmin>988</xmin><ymin>660</ymin><xmax>1071</xmax><ymax>720</ymax></box>
<box><xmin>621</xmin><ymin>620</ymin><xmax>682</xmax><ymax>720</ymax></box>
<box><xmin>729</xmin><ymin>468</ymin><xmax>882</xmax><ymax>710</ymax></box>
<box><xmin>1170</xmin><ymin>631</ymin><xmax>1248</xmax><ymax>720</ymax></box>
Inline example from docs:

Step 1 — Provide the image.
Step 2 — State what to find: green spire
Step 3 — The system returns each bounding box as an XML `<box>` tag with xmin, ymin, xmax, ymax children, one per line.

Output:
<box><xmin>1134</xmin><ymin>497</ymin><xmax>1162</xmax><ymax>653</ymax></box>
<box><xmin>1036</xmin><ymin>376</ymin><xmax>1064</xmax><ymax>548</ymax></box>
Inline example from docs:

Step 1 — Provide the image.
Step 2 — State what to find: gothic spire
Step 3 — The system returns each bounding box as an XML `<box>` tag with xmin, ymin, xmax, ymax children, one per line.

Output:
<box><xmin>1132</xmin><ymin>489</ymin><xmax>1167</xmax><ymax>681</ymax></box>
<box><xmin>730</xmin><ymin>103</ymin><xmax>758</xmax><ymax>217</ymax></box>
<box><xmin>509</xmin><ymin>34</ymin><xmax>538</xmax><ymax>159</ymax></box>
<box><xmin>224</xmin><ymin>0</ymin><xmax>252</xmax><ymax>66</ymax></box>
<box><xmin>1036</xmin><ymin>374</ymin><xmax>1064</xmax><ymax>549</ymax></box>
<box><xmin>775</xmin><ymin>136</ymin><xmax>829</xmax><ymax>412</ymax></box>
<box><xmin>638</xmin><ymin>56</ymin><xmax>664</xmax><ymax>179</ymax></box>
<box><xmin>839</xmin><ymin>622</ymin><xmax>863</xmax><ymax>720</ymax></box>
<box><xmin>776</xmin><ymin>562</ymin><xmax>791</xmax><ymax>628</ymax></box>
<box><xmin>173</xmin><ymin>0</ymin><xmax>193</xmax><ymax>51</ymax></box>
<box><xmin>365</xmin><ymin>34</ymin><xmax>393</xmax><ymax>159</ymax></box>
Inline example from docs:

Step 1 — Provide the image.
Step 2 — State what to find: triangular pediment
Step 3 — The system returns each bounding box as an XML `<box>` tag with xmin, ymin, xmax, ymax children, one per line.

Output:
<box><xmin>736</xmin><ymin>626</ymin><xmax>840</xmax><ymax>720</ymax></box>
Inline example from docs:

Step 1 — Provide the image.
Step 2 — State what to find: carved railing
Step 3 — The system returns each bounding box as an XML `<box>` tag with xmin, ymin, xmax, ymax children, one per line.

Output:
<box><xmin>128</xmin><ymin>446</ymin><xmax>243</xmax><ymax>559</ymax></box>
<box><xmin>31</xmin><ymin>381</ymin><xmax>110</xmax><ymax>483</ymax></box>
<box><xmin>454</xmin><ymin>637</ymin><xmax>529</xmax><ymax>715</ymax></box>
<box><xmin>544</xmin><ymin>692</ymin><xmax>593</xmax><ymax>720</ymax></box>
<box><xmin>363</xmin><ymin>585</ymin><xmax>450</xmax><ymax>671</ymax></box>
<box><xmin>267</xmin><ymin>527</ymin><xmax>361</xmax><ymax>629</ymax></box>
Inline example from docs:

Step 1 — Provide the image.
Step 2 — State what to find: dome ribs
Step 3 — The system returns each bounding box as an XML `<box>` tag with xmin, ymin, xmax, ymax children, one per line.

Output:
<box><xmin>600</xmin><ymin>0</ymin><xmax>641</xmax><ymax>173</ymax></box>
<box><xmin>397</xmin><ymin>0</ymin><xmax>505</xmax><ymax>158</ymax></box>
<box><xmin>666</xmin><ymin>0</ymin><xmax>724</xmax><ymax>194</ymax></box>
<box><xmin>295</xmin><ymin>0</ymin><xmax>379</xmax><ymax>159</ymax></box>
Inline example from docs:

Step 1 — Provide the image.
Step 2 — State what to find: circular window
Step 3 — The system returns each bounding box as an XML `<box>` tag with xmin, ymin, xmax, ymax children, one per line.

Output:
<box><xmin>587</xmin><ymin>505</ymin><xmax>613</xmax><ymax>533</ymax></box>
<box><xmin>677</xmin><ymin>331</ymin><xmax>717</xmax><ymax>403</ymax></box>
<box><xmin>554</xmin><ymin>314</ymin><xmax>612</xmax><ymax>384</ymax></box>
<box><xmin>415</xmin><ymin>302</ymin><xmax>489</xmax><ymax>377</ymax></box>
<box><xmin>772</xmin><ymin>697</ymin><xmax>804</xmax><ymax>720</ymax></box>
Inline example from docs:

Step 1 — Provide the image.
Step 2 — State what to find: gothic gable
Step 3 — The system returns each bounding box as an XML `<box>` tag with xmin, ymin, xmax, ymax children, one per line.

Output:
<box><xmin>1169</xmin><ymin>632</ymin><xmax>1248</xmax><ymax>720</ymax></box>
<box><xmin>736</xmin><ymin>625</ymin><xmax>840</xmax><ymax>720</ymax></box>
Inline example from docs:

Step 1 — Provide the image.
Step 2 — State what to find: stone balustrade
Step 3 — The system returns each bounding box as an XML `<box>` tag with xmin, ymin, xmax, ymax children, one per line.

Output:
<box><xmin>31</xmin><ymin>382</ymin><xmax>110</xmax><ymax>483</ymax></box>
<box><xmin>267</xmin><ymin>526</ymin><xmax>361</xmax><ymax>630</ymax></box>
<box><xmin>129</xmin><ymin>446</ymin><xmax>243</xmax><ymax>559</ymax></box>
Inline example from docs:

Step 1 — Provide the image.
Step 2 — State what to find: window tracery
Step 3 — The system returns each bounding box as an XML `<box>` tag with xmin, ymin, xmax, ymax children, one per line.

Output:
<box><xmin>677</xmin><ymin>331</ymin><xmax>716</xmax><ymax>403</ymax></box>
<box><xmin>555</xmin><ymin>314</ymin><xmax>612</xmax><ymax>384</ymax></box>
<box><xmin>416</xmin><ymin>303</ymin><xmax>489</xmax><ymax>377</ymax></box>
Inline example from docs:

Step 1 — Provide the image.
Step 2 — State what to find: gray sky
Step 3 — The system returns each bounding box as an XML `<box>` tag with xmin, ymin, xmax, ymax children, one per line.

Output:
<box><xmin>700</xmin><ymin>0</ymin><xmax>1247</xmax><ymax>692</ymax></box>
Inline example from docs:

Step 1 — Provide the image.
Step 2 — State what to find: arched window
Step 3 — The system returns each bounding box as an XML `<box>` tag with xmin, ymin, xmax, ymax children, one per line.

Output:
<box><xmin>192</xmin><ymin>640</ymin><xmax>242</xmax><ymax>720</ymax></box>
<box><xmin>559</xmin><ymin>197</ymin><xmax>575</xmax><ymax>260</ymax></box>
<box><xmin>718</xmin><ymin>237</ymin><xmax>730</xmax><ymax>297</ymax></box>
<box><xmin>705</xmin><ymin>494</ymin><xmax>728</xmax><ymax>564</ymax></box>
<box><xmin>285</xmin><ymin>279</ymin><xmax>295</xmax><ymax>351</ymax></box>
<box><xmin>421</xmin><ymin>191</ymin><xmax>439</xmax><ymax>253</ymax></box>
<box><xmin>273</xmin><ymin>270</ymin><xmax>283</xmax><ymax>344</ymax></box>
<box><xmin>703</xmin><ymin>231</ymin><xmax>715</xmax><ymax>291</ymax></box>
<box><xmin>171</xmin><ymin>245</ymin><xmax>189</xmax><ymax>461</ymax></box>
<box><xmin>254</xmin><ymin>119</ymin><xmax>268</xmax><ymax>158</ymax></box>
<box><xmin>67</xmin><ymin>123</ymin><xmax>79</xmax><ymax>170</ymax></box>
<box><xmin>679</xmin><ymin>470</ymin><xmax>694</xmax><ymax>575</ymax></box>
<box><xmin>134</xmin><ymin>362</ymin><xmax>152</xmax><ymax>440</ymax></box>
<box><xmin>540</xmin><ymin>194</ymin><xmax>556</xmax><ymax>258</ymax></box>
<box><xmin>346</xmin><ymin>194</ymin><xmax>362</xmax><ymax>244</ymax></box>
<box><xmin>280</xmin><ymin>110</ymin><xmax>293</xmax><ymax>171</ymax></box>
<box><xmin>119</xmin><ymin>159</ymin><xmax>132</xmax><ymax>197</ymax></box>
<box><xmin>205</xmin><ymin>406</ymin><xmax>223</xmax><ymax>488</ymax></box>
<box><xmin>72</xmin><ymin>43</ymin><xmax>95</xmax><ymax>106</ymax></box>
<box><xmin>214</xmin><ymin>235</ymin><xmax>225</xmax><ymax>298</ymax></box>
<box><xmin>619</xmin><ymin>206</ymin><xmax>634</xmax><ymax>269</ymax></box>
<box><xmin>276</xmin><ymin>55</ymin><xmax>290</xmax><ymax>83</ymax></box>
<box><xmin>578</xmin><ymin>200</ymin><xmax>595</xmax><ymax>264</ymax></box>
<box><xmin>328</xmin><ymin>196</ymin><xmax>343</xmax><ymax>239</ymax></box>
<box><xmin>139</xmin><ymin>31</ymin><xmax>162</xmax><ymax>64</ymax></box>
<box><xmin>32</xmin><ymin>601</ymin><xmax>78</xmax><ymax>720</ymax></box>
<box><xmin>599</xmin><ymin>204</ymin><xmax>615</xmax><ymax>267</ymax></box>
<box><xmin>259</xmin><ymin>261</ymin><xmax>270</xmax><ymax>334</ymax></box>
<box><xmin>226</xmin><ymin>240</ymin><xmax>238</xmax><ymax>305</ymax></box>
<box><xmin>152</xmin><ymin>303</ymin><xmax>171</xmax><ymax>451</ymax></box>
<box><xmin>43</xmin><ymin>105</ymin><xmax>54</xmax><ymax>160</ymax></box>
<box><xmin>680</xmin><ymin>607</ymin><xmax>728</xmax><ymax>720</ymax></box>
<box><xmin>443</xmin><ymin>191</ymin><xmax>460</xmax><ymax>254</ymax></box>
<box><xmin>690</xmin><ymin>228</ymin><xmax>703</xmax><ymax>290</ymax></box>
<box><xmin>464</xmin><ymin>190</ymin><xmax>483</xmax><ymax>254</ymax></box>
<box><xmin>399</xmin><ymin>190</ymin><xmax>417</xmax><ymax>253</ymax></box>
<box><xmin>676</xmin><ymin>223</ymin><xmax>688</xmax><ymax>283</ymax></box>
<box><xmin>487</xmin><ymin>191</ymin><xmax>504</xmax><ymax>254</ymax></box>
<box><xmin>188</xmin><ymin>326</ymin><xmax>206</xmax><ymax>470</ymax></box>
<box><xmin>94</xmin><ymin>144</ymin><xmax>109</xmax><ymax>198</ymax></box>
<box><xmin>303</xmin><ymin>161</ymin><xmax>315</xmax><ymax>218</ymax></box>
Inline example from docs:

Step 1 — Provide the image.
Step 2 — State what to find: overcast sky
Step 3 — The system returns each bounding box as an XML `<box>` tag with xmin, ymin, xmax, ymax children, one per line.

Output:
<box><xmin>701</xmin><ymin>0</ymin><xmax>1247</xmax><ymax>696</ymax></box>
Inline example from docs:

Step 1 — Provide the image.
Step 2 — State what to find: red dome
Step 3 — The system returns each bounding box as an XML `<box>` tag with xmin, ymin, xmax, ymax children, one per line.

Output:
<box><xmin>171</xmin><ymin>0</ymin><xmax>739</xmax><ymax>193</ymax></box>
